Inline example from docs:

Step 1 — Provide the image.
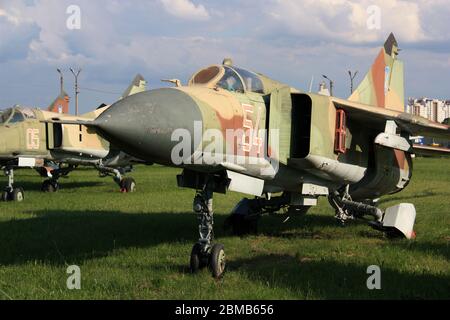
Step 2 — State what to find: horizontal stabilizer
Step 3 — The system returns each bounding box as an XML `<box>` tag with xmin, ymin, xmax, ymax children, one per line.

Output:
<box><xmin>413</xmin><ymin>144</ymin><xmax>450</xmax><ymax>157</ymax></box>
<box><xmin>333</xmin><ymin>97</ymin><xmax>450</xmax><ymax>140</ymax></box>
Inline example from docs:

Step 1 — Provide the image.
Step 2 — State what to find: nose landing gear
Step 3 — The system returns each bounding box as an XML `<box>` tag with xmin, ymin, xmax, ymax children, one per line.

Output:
<box><xmin>2</xmin><ymin>168</ymin><xmax>24</xmax><ymax>202</ymax></box>
<box><xmin>189</xmin><ymin>181</ymin><xmax>226</xmax><ymax>279</ymax></box>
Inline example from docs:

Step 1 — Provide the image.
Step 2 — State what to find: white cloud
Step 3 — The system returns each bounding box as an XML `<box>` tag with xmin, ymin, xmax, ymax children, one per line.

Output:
<box><xmin>0</xmin><ymin>0</ymin><xmax>449</xmax><ymax>111</ymax></box>
<box><xmin>0</xmin><ymin>6</ymin><xmax>26</xmax><ymax>25</ymax></box>
<box><xmin>264</xmin><ymin>0</ymin><xmax>450</xmax><ymax>43</ymax></box>
<box><xmin>160</xmin><ymin>0</ymin><xmax>210</xmax><ymax>21</ymax></box>
<box><xmin>0</xmin><ymin>8</ymin><xmax>18</xmax><ymax>25</ymax></box>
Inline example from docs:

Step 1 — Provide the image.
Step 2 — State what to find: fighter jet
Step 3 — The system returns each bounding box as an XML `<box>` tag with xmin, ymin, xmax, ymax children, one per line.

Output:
<box><xmin>0</xmin><ymin>74</ymin><xmax>148</xmax><ymax>202</ymax></box>
<box><xmin>53</xmin><ymin>34</ymin><xmax>449</xmax><ymax>278</ymax></box>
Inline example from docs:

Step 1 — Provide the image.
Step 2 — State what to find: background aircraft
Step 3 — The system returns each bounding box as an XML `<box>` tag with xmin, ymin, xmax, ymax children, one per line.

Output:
<box><xmin>0</xmin><ymin>75</ymin><xmax>148</xmax><ymax>202</ymax></box>
<box><xmin>54</xmin><ymin>34</ymin><xmax>449</xmax><ymax>278</ymax></box>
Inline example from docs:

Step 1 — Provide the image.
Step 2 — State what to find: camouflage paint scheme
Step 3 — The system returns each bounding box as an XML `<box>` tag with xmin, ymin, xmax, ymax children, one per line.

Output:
<box><xmin>0</xmin><ymin>75</ymin><xmax>147</xmax><ymax>196</ymax></box>
<box><xmin>49</xmin><ymin>34</ymin><xmax>450</xmax><ymax>278</ymax></box>
<box><xmin>0</xmin><ymin>106</ymin><xmax>110</xmax><ymax>167</ymax></box>
<box><xmin>91</xmin><ymin>34</ymin><xmax>449</xmax><ymax>204</ymax></box>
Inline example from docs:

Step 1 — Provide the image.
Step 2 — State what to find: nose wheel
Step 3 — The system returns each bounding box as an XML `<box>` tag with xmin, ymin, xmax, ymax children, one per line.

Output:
<box><xmin>1</xmin><ymin>187</ymin><xmax>24</xmax><ymax>202</ymax></box>
<box><xmin>2</xmin><ymin>168</ymin><xmax>24</xmax><ymax>202</ymax></box>
<box><xmin>190</xmin><ymin>243</ymin><xmax>226</xmax><ymax>278</ymax></box>
<box><xmin>190</xmin><ymin>243</ymin><xmax>208</xmax><ymax>272</ymax></box>
<box><xmin>189</xmin><ymin>182</ymin><xmax>226</xmax><ymax>279</ymax></box>
<box><xmin>210</xmin><ymin>243</ymin><xmax>226</xmax><ymax>278</ymax></box>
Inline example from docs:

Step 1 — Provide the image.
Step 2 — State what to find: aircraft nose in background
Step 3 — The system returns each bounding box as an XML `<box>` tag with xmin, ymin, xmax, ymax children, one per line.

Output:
<box><xmin>94</xmin><ymin>88</ymin><xmax>203</xmax><ymax>164</ymax></box>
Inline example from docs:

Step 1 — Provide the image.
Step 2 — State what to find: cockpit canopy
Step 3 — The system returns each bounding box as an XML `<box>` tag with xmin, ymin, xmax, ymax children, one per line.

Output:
<box><xmin>188</xmin><ymin>65</ymin><xmax>264</xmax><ymax>94</ymax></box>
<box><xmin>0</xmin><ymin>107</ymin><xmax>36</xmax><ymax>125</ymax></box>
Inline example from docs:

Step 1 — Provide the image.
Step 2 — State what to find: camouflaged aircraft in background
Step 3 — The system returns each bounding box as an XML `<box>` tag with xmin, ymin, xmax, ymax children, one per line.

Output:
<box><xmin>0</xmin><ymin>75</ymin><xmax>148</xmax><ymax>202</ymax></box>
<box><xmin>53</xmin><ymin>34</ymin><xmax>449</xmax><ymax>278</ymax></box>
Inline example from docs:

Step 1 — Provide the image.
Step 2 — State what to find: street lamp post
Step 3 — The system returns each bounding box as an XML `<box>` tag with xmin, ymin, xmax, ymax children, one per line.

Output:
<box><xmin>322</xmin><ymin>74</ymin><xmax>334</xmax><ymax>97</ymax></box>
<box><xmin>56</xmin><ymin>68</ymin><xmax>64</xmax><ymax>95</ymax></box>
<box><xmin>348</xmin><ymin>70</ymin><xmax>358</xmax><ymax>94</ymax></box>
<box><xmin>70</xmin><ymin>68</ymin><xmax>82</xmax><ymax>115</ymax></box>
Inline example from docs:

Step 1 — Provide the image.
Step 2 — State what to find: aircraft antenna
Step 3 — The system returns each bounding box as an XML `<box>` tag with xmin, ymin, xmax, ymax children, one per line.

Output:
<box><xmin>308</xmin><ymin>76</ymin><xmax>314</xmax><ymax>92</ymax></box>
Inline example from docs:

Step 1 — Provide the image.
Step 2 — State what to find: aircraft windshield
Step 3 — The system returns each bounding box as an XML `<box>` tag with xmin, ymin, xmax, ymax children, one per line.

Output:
<box><xmin>0</xmin><ymin>108</ymin><xmax>13</xmax><ymax>124</ymax></box>
<box><xmin>233</xmin><ymin>67</ymin><xmax>264</xmax><ymax>94</ymax></box>
<box><xmin>9</xmin><ymin>110</ymin><xmax>25</xmax><ymax>123</ymax></box>
<box><xmin>0</xmin><ymin>108</ymin><xmax>27</xmax><ymax>124</ymax></box>
<box><xmin>189</xmin><ymin>64</ymin><xmax>265</xmax><ymax>94</ymax></box>
<box><xmin>217</xmin><ymin>66</ymin><xmax>245</xmax><ymax>93</ymax></box>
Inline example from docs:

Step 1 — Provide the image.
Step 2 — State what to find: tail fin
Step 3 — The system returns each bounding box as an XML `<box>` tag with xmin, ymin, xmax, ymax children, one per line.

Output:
<box><xmin>349</xmin><ymin>33</ymin><xmax>404</xmax><ymax>112</ymax></box>
<box><xmin>47</xmin><ymin>91</ymin><xmax>70</xmax><ymax>114</ymax></box>
<box><xmin>80</xmin><ymin>75</ymin><xmax>148</xmax><ymax>119</ymax></box>
<box><xmin>120</xmin><ymin>74</ymin><xmax>147</xmax><ymax>99</ymax></box>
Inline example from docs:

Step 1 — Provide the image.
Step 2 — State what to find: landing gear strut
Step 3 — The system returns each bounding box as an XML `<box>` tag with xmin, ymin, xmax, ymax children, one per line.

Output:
<box><xmin>328</xmin><ymin>186</ymin><xmax>383</xmax><ymax>225</ymax></box>
<box><xmin>190</xmin><ymin>179</ymin><xmax>226</xmax><ymax>278</ymax></box>
<box><xmin>97</xmin><ymin>164</ymin><xmax>136</xmax><ymax>193</ymax></box>
<box><xmin>2</xmin><ymin>168</ymin><xmax>24</xmax><ymax>202</ymax></box>
<box><xmin>328</xmin><ymin>186</ymin><xmax>416</xmax><ymax>239</ymax></box>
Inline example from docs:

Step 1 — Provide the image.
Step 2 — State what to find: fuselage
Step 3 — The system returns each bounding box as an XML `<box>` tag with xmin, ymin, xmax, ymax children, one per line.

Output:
<box><xmin>0</xmin><ymin>106</ymin><xmax>111</xmax><ymax>167</ymax></box>
<box><xmin>92</xmin><ymin>63</ymin><xmax>412</xmax><ymax>200</ymax></box>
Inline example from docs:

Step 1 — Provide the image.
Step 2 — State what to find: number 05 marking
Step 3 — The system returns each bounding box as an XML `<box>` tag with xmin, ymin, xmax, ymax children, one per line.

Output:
<box><xmin>26</xmin><ymin>128</ymin><xmax>40</xmax><ymax>150</ymax></box>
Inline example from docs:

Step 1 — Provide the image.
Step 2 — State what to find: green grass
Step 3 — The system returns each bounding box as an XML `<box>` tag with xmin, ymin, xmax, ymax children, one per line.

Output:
<box><xmin>0</xmin><ymin>158</ymin><xmax>449</xmax><ymax>300</ymax></box>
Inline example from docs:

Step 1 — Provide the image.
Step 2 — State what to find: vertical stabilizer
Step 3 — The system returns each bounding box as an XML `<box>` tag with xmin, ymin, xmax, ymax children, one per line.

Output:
<box><xmin>349</xmin><ymin>33</ymin><xmax>405</xmax><ymax>112</ymax></box>
<box><xmin>48</xmin><ymin>91</ymin><xmax>70</xmax><ymax>114</ymax></box>
<box><xmin>120</xmin><ymin>74</ymin><xmax>147</xmax><ymax>99</ymax></box>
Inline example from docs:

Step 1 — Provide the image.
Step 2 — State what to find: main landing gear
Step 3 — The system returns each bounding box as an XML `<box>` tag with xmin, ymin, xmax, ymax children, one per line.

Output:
<box><xmin>328</xmin><ymin>186</ymin><xmax>416</xmax><ymax>239</ymax></box>
<box><xmin>328</xmin><ymin>186</ymin><xmax>383</xmax><ymax>225</ymax></box>
<box><xmin>1</xmin><ymin>168</ymin><xmax>24</xmax><ymax>202</ymax></box>
<box><xmin>40</xmin><ymin>165</ymin><xmax>75</xmax><ymax>193</ymax></box>
<box><xmin>189</xmin><ymin>180</ymin><xmax>226</xmax><ymax>279</ymax></box>
<box><xmin>97</xmin><ymin>164</ymin><xmax>136</xmax><ymax>193</ymax></box>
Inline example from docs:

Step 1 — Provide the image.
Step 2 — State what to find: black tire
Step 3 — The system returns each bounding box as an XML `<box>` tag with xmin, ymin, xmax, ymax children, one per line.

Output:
<box><xmin>1</xmin><ymin>191</ymin><xmax>9</xmax><ymax>202</ymax></box>
<box><xmin>11</xmin><ymin>188</ymin><xmax>24</xmax><ymax>202</ymax></box>
<box><xmin>121</xmin><ymin>177</ymin><xmax>136</xmax><ymax>193</ymax></box>
<box><xmin>190</xmin><ymin>244</ymin><xmax>201</xmax><ymax>273</ymax></box>
<box><xmin>190</xmin><ymin>243</ymin><xmax>208</xmax><ymax>273</ymax></box>
<box><xmin>209</xmin><ymin>243</ymin><xmax>226</xmax><ymax>279</ymax></box>
<box><xmin>41</xmin><ymin>180</ymin><xmax>58</xmax><ymax>193</ymax></box>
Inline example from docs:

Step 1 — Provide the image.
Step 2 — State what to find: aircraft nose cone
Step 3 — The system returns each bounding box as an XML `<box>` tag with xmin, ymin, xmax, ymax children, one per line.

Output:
<box><xmin>95</xmin><ymin>88</ymin><xmax>202</xmax><ymax>164</ymax></box>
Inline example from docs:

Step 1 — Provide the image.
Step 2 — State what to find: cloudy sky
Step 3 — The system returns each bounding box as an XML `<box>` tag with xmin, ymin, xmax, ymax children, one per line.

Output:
<box><xmin>0</xmin><ymin>0</ymin><xmax>449</xmax><ymax>113</ymax></box>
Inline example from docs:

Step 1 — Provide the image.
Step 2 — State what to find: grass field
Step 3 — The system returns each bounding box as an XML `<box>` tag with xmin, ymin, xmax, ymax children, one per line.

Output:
<box><xmin>0</xmin><ymin>158</ymin><xmax>448</xmax><ymax>300</ymax></box>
